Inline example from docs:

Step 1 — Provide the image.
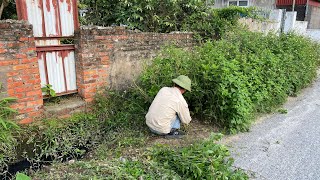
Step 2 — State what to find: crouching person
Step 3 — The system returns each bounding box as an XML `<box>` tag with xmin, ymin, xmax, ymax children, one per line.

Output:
<box><xmin>146</xmin><ymin>75</ymin><xmax>192</xmax><ymax>139</ymax></box>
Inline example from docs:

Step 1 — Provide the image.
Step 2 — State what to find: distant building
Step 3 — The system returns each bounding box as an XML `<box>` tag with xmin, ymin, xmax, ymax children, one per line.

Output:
<box><xmin>213</xmin><ymin>0</ymin><xmax>320</xmax><ymax>29</ymax></box>
<box><xmin>276</xmin><ymin>0</ymin><xmax>320</xmax><ymax>29</ymax></box>
<box><xmin>213</xmin><ymin>0</ymin><xmax>276</xmax><ymax>10</ymax></box>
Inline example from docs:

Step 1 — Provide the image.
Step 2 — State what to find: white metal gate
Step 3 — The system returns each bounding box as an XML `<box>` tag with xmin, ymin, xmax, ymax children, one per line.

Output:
<box><xmin>16</xmin><ymin>0</ymin><xmax>79</xmax><ymax>95</ymax></box>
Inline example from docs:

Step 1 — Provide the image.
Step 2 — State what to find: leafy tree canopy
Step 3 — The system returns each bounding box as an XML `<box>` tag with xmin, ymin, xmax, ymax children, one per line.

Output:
<box><xmin>79</xmin><ymin>0</ymin><xmax>255</xmax><ymax>40</ymax></box>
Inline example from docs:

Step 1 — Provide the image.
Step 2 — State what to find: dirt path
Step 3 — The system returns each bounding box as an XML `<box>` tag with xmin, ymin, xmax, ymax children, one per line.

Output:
<box><xmin>146</xmin><ymin>119</ymin><xmax>218</xmax><ymax>147</ymax></box>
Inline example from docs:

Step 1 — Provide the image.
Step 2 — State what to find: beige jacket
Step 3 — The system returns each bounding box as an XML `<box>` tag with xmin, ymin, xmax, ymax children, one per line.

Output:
<box><xmin>146</xmin><ymin>87</ymin><xmax>192</xmax><ymax>134</ymax></box>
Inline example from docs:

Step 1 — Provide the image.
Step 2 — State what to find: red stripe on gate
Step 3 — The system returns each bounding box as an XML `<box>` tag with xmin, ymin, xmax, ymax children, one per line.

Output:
<box><xmin>72</xmin><ymin>0</ymin><xmax>80</xmax><ymax>31</ymax></box>
<box><xmin>40</xmin><ymin>0</ymin><xmax>47</xmax><ymax>37</ymax></box>
<box><xmin>45</xmin><ymin>0</ymin><xmax>51</xmax><ymax>11</ymax></box>
<box><xmin>42</xmin><ymin>52</ymin><xmax>50</xmax><ymax>86</ymax></box>
<box><xmin>51</xmin><ymin>0</ymin><xmax>62</xmax><ymax>37</ymax></box>
<box><xmin>61</xmin><ymin>51</ymin><xmax>68</xmax><ymax>92</ymax></box>
<box><xmin>16</xmin><ymin>1</ymin><xmax>28</xmax><ymax>20</ymax></box>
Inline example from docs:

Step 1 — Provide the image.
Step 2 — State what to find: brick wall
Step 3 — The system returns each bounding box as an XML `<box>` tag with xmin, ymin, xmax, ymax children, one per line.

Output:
<box><xmin>75</xmin><ymin>26</ymin><xmax>194</xmax><ymax>102</ymax></box>
<box><xmin>1</xmin><ymin>21</ymin><xmax>193</xmax><ymax>121</ymax></box>
<box><xmin>0</xmin><ymin>20</ymin><xmax>43</xmax><ymax>124</ymax></box>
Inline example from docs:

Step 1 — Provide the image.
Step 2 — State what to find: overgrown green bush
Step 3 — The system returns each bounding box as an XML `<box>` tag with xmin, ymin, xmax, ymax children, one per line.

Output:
<box><xmin>96</xmin><ymin>30</ymin><xmax>320</xmax><ymax>133</ymax></box>
<box><xmin>80</xmin><ymin>0</ymin><xmax>256</xmax><ymax>40</ymax></box>
<box><xmin>140</xmin><ymin>31</ymin><xmax>320</xmax><ymax>132</ymax></box>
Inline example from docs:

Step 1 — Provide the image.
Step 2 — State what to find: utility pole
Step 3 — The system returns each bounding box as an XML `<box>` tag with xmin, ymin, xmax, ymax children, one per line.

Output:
<box><xmin>292</xmin><ymin>0</ymin><xmax>296</xmax><ymax>11</ymax></box>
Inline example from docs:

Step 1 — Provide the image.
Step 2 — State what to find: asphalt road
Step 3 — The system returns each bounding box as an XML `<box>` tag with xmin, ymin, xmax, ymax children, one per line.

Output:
<box><xmin>223</xmin><ymin>75</ymin><xmax>320</xmax><ymax>180</ymax></box>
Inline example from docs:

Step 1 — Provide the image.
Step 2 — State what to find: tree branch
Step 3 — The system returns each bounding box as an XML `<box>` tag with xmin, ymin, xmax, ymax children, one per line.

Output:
<box><xmin>0</xmin><ymin>0</ymin><xmax>10</xmax><ymax>20</ymax></box>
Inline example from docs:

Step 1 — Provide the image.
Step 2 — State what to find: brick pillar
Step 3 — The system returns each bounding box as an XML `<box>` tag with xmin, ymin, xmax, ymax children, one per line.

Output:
<box><xmin>0</xmin><ymin>20</ymin><xmax>43</xmax><ymax>124</ymax></box>
<box><xmin>75</xmin><ymin>27</ymin><xmax>127</xmax><ymax>102</ymax></box>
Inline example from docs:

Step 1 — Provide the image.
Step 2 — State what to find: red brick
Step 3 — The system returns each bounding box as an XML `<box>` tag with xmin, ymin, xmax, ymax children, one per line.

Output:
<box><xmin>0</xmin><ymin>49</ymin><xmax>7</xmax><ymax>53</ymax></box>
<box><xmin>26</xmin><ymin>79</ymin><xmax>41</xmax><ymax>84</ymax></box>
<box><xmin>11</xmin><ymin>93</ymin><xmax>26</xmax><ymax>99</ymax></box>
<box><xmin>19</xmin><ymin>97</ymin><xmax>36</xmax><ymax>102</ymax></box>
<box><xmin>18</xmin><ymin>118</ymin><xmax>33</xmax><ymax>124</ymax></box>
<box><xmin>15</xmin><ymin>86</ymin><xmax>33</xmax><ymax>93</ymax></box>
<box><xmin>22</xmin><ymin>47</ymin><xmax>36</xmax><ymax>53</ymax></box>
<box><xmin>10</xmin><ymin>81</ymin><xmax>24</xmax><ymax>87</ymax></box>
<box><xmin>20</xmin><ymin>75</ymin><xmax>33</xmax><ymax>80</ymax></box>
<box><xmin>7</xmin><ymin>89</ymin><xmax>15</xmax><ymax>96</ymax></box>
<box><xmin>24</xmin><ymin>68</ymin><xmax>39</xmax><ymax>74</ymax></box>
<box><xmin>13</xmin><ymin>64</ymin><xmax>29</xmax><ymax>70</ymax></box>
<box><xmin>26</xmin><ymin>90</ymin><xmax>42</xmax><ymax>97</ymax></box>
<box><xmin>101</xmin><ymin>56</ymin><xmax>109</xmax><ymax>64</ymax></box>
<box><xmin>7</xmin><ymin>78</ymin><xmax>13</xmax><ymax>83</ymax></box>
<box><xmin>7</xmin><ymin>42</ymin><xmax>23</xmax><ymax>48</ymax></box>
<box><xmin>15</xmin><ymin>54</ymin><xmax>27</xmax><ymax>59</ymax></box>
<box><xmin>19</xmin><ymin>37</ymin><xmax>33</xmax><ymax>41</ymax></box>
<box><xmin>33</xmin><ymin>84</ymin><xmax>41</xmax><ymax>90</ymax></box>
<box><xmin>7</xmin><ymin>83</ymin><xmax>16</xmax><ymax>89</ymax></box>
<box><xmin>21</xmin><ymin>58</ymin><xmax>37</xmax><ymax>64</ymax></box>
<box><xmin>19</xmin><ymin>107</ymin><xmax>34</xmax><ymax>113</ymax></box>
<box><xmin>83</xmin><ymin>70</ymin><xmax>97</xmax><ymax>75</ymax></box>
<box><xmin>27</xmin><ymin>99</ymin><xmax>43</xmax><ymax>107</ymax></box>
<box><xmin>14</xmin><ymin>87</ymin><xmax>26</xmax><ymax>93</ymax></box>
<box><xmin>7</xmin><ymin>71</ymin><xmax>19</xmax><ymax>77</ymax></box>
<box><xmin>10</xmin><ymin>103</ymin><xmax>25</xmax><ymax>110</ymax></box>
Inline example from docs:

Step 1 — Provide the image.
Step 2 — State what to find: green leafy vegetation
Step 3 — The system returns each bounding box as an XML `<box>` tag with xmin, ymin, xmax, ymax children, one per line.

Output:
<box><xmin>0</xmin><ymin>82</ymin><xmax>19</xmax><ymax>176</ymax></box>
<box><xmin>1</xmin><ymin>1</ymin><xmax>320</xmax><ymax>178</ymax></box>
<box><xmin>150</xmin><ymin>134</ymin><xmax>247</xmax><ymax>179</ymax></box>
<box><xmin>41</xmin><ymin>84</ymin><xmax>56</xmax><ymax>98</ymax></box>
<box><xmin>277</xmin><ymin>108</ymin><xmax>288</xmax><ymax>114</ymax></box>
<box><xmin>21</xmin><ymin>113</ymin><xmax>104</xmax><ymax>166</ymax></box>
<box><xmin>80</xmin><ymin>0</ymin><xmax>257</xmax><ymax>40</ymax></box>
<box><xmin>32</xmin><ymin>134</ymin><xmax>248</xmax><ymax>180</ymax></box>
<box><xmin>28</xmin><ymin>29</ymin><xmax>316</xmax><ymax>178</ymax></box>
<box><xmin>2</xmin><ymin>29</ymin><xmax>319</xmax><ymax>179</ymax></box>
<box><xmin>15</xmin><ymin>172</ymin><xmax>31</xmax><ymax>180</ymax></box>
<box><xmin>0</xmin><ymin>113</ymin><xmax>104</xmax><ymax>178</ymax></box>
<box><xmin>94</xmin><ymin>30</ymin><xmax>320</xmax><ymax>134</ymax></box>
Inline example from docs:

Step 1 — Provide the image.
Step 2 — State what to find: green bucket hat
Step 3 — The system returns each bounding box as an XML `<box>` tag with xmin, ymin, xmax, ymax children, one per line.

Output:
<box><xmin>172</xmin><ymin>75</ymin><xmax>191</xmax><ymax>92</ymax></box>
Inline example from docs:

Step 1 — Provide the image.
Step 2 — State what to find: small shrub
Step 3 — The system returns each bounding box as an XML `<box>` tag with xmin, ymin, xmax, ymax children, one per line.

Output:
<box><xmin>20</xmin><ymin>113</ymin><xmax>105</xmax><ymax>167</ymax></box>
<box><xmin>151</xmin><ymin>134</ymin><xmax>248</xmax><ymax>179</ymax></box>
